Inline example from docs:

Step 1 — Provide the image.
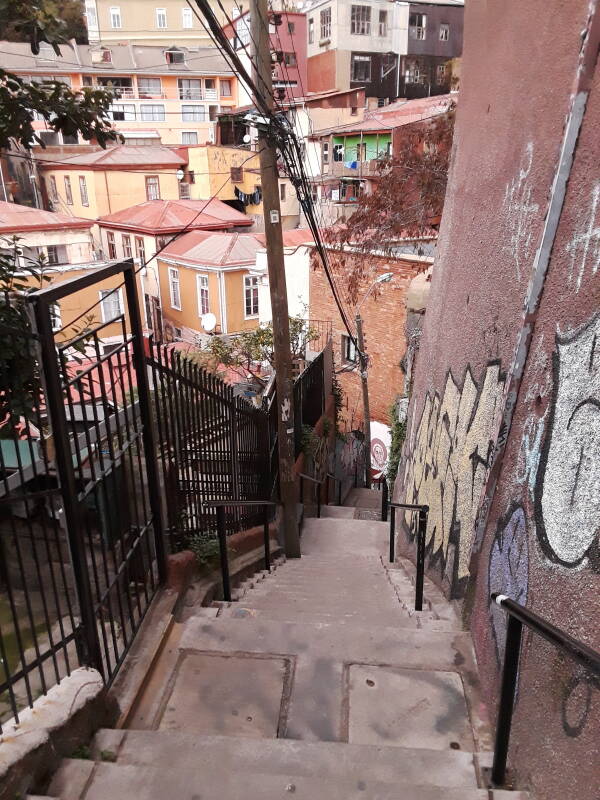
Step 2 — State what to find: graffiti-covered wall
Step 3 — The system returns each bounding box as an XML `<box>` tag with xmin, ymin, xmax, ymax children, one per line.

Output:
<box><xmin>394</xmin><ymin>2</ymin><xmax>600</xmax><ymax>799</ymax></box>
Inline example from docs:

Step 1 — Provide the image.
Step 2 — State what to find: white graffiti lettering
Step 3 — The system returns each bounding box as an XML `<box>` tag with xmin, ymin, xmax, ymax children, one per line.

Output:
<box><xmin>566</xmin><ymin>183</ymin><xmax>600</xmax><ymax>293</ymax></box>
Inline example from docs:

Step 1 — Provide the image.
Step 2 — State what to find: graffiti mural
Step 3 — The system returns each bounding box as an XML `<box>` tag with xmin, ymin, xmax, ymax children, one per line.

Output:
<box><xmin>488</xmin><ymin>505</ymin><xmax>529</xmax><ymax>665</ymax></box>
<box><xmin>402</xmin><ymin>362</ymin><xmax>506</xmax><ymax>593</ymax></box>
<box><xmin>535</xmin><ymin>314</ymin><xmax>600</xmax><ymax>567</ymax></box>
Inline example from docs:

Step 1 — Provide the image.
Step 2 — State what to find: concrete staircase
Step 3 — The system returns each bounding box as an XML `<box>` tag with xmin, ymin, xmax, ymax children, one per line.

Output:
<box><xmin>42</xmin><ymin>499</ymin><xmax>528</xmax><ymax>799</ymax></box>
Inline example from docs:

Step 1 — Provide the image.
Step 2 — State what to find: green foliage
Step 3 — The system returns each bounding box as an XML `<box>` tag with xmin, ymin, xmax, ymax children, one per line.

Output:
<box><xmin>386</xmin><ymin>400</ymin><xmax>407</xmax><ymax>484</ymax></box>
<box><xmin>100</xmin><ymin>749</ymin><xmax>117</xmax><ymax>762</ymax></box>
<box><xmin>0</xmin><ymin>0</ymin><xmax>88</xmax><ymax>46</ymax></box>
<box><xmin>331</xmin><ymin>371</ymin><xmax>344</xmax><ymax>434</ymax></box>
<box><xmin>321</xmin><ymin>416</ymin><xmax>332</xmax><ymax>438</ymax></box>
<box><xmin>71</xmin><ymin>743</ymin><xmax>92</xmax><ymax>760</ymax></box>
<box><xmin>0</xmin><ymin>0</ymin><xmax>119</xmax><ymax>149</ymax></box>
<box><xmin>187</xmin><ymin>531</ymin><xmax>222</xmax><ymax>569</ymax></box>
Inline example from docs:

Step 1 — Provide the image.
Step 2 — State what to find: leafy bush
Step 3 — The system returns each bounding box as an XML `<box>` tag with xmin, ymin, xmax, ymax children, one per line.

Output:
<box><xmin>387</xmin><ymin>401</ymin><xmax>407</xmax><ymax>484</ymax></box>
<box><xmin>187</xmin><ymin>532</ymin><xmax>222</xmax><ymax>569</ymax></box>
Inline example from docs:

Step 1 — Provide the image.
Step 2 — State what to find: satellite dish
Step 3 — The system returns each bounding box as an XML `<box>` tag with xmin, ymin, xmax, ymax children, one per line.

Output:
<box><xmin>243</xmin><ymin>134</ymin><xmax>251</xmax><ymax>143</ymax></box>
<box><xmin>201</xmin><ymin>312</ymin><xmax>217</xmax><ymax>332</ymax></box>
<box><xmin>176</xmin><ymin>168</ymin><xmax>185</xmax><ymax>181</ymax></box>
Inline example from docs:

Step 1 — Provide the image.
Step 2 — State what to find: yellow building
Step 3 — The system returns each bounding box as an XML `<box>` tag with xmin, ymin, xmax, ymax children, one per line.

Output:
<box><xmin>185</xmin><ymin>144</ymin><xmax>300</xmax><ymax>230</ymax></box>
<box><xmin>2</xmin><ymin>40</ymin><xmax>238</xmax><ymax>147</ymax></box>
<box><xmin>157</xmin><ymin>230</ymin><xmax>269</xmax><ymax>341</ymax></box>
<box><xmin>39</xmin><ymin>145</ymin><xmax>187</xmax><ymax>220</ymax></box>
<box><xmin>83</xmin><ymin>0</ymin><xmax>237</xmax><ymax>47</ymax></box>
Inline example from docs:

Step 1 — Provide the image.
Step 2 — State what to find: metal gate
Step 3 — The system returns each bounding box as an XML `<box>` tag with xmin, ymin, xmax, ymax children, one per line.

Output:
<box><xmin>0</xmin><ymin>259</ymin><xmax>165</xmax><ymax>729</ymax></box>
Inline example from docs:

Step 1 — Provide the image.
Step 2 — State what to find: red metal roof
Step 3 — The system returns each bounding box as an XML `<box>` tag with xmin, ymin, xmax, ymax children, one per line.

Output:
<box><xmin>97</xmin><ymin>198</ymin><xmax>252</xmax><ymax>234</ymax></box>
<box><xmin>41</xmin><ymin>145</ymin><xmax>186</xmax><ymax>171</ymax></box>
<box><xmin>0</xmin><ymin>200</ymin><xmax>93</xmax><ymax>234</ymax></box>
<box><xmin>160</xmin><ymin>228</ymin><xmax>313</xmax><ymax>266</ymax></box>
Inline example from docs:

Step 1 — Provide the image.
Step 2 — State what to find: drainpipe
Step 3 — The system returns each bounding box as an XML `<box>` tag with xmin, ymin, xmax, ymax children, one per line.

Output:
<box><xmin>218</xmin><ymin>270</ymin><xmax>228</xmax><ymax>332</ymax></box>
<box><xmin>470</xmin><ymin>0</ymin><xmax>600</xmax><ymax>569</ymax></box>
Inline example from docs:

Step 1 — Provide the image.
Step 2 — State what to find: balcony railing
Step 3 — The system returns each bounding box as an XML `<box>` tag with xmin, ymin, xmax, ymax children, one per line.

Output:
<box><xmin>329</xmin><ymin>159</ymin><xmax>386</xmax><ymax>178</ymax></box>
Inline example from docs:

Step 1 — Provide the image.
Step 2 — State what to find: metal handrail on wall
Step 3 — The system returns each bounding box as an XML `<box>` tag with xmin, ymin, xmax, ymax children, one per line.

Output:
<box><xmin>490</xmin><ymin>594</ymin><xmax>600</xmax><ymax>787</ymax></box>
<box><xmin>201</xmin><ymin>499</ymin><xmax>277</xmax><ymax>602</ymax></box>
<box><xmin>388</xmin><ymin>502</ymin><xmax>429</xmax><ymax>611</ymax></box>
<box><xmin>297</xmin><ymin>471</ymin><xmax>342</xmax><ymax>518</ymax></box>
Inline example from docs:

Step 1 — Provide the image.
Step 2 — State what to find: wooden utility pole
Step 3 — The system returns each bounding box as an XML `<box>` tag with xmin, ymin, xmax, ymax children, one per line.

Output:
<box><xmin>250</xmin><ymin>0</ymin><xmax>301</xmax><ymax>557</ymax></box>
<box><xmin>355</xmin><ymin>314</ymin><xmax>372</xmax><ymax>488</ymax></box>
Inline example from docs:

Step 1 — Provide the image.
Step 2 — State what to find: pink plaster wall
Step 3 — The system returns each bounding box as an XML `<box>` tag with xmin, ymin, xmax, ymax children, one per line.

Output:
<box><xmin>395</xmin><ymin>2</ymin><xmax>600</xmax><ymax>798</ymax></box>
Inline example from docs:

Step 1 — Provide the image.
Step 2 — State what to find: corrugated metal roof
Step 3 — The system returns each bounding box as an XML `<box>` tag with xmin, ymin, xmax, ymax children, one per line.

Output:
<box><xmin>98</xmin><ymin>198</ymin><xmax>252</xmax><ymax>233</ymax></box>
<box><xmin>0</xmin><ymin>200</ymin><xmax>93</xmax><ymax>233</ymax></box>
<box><xmin>161</xmin><ymin>230</ymin><xmax>266</xmax><ymax>266</ymax></box>
<box><xmin>0</xmin><ymin>40</ymin><xmax>234</xmax><ymax>76</ymax></box>
<box><xmin>51</xmin><ymin>145</ymin><xmax>186</xmax><ymax>168</ymax></box>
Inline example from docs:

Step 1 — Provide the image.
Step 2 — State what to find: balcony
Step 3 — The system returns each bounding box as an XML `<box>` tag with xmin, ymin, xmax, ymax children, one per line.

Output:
<box><xmin>329</xmin><ymin>159</ymin><xmax>387</xmax><ymax>178</ymax></box>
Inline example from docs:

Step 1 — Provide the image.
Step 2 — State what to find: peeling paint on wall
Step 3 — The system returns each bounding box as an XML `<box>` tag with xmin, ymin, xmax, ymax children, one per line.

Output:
<box><xmin>402</xmin><ymin>362</ymin><xmax>505</xmax><ymax>592</ymax></box>
<box><xmin>535</xmin><ymin>313</ymin><xmax>600</xmax><ymax>567</ymax></box>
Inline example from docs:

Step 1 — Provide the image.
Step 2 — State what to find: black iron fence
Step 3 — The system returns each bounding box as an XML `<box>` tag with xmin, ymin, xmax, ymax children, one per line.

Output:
<box><xmin>0</xmin><ymin>260</ymin><xmax>164</xmax><ymax>731</ymax></box>
<box><xmin>148</xmin><ymin>343</ymin><xmax>271</xmax><ymax>550</ymax></box>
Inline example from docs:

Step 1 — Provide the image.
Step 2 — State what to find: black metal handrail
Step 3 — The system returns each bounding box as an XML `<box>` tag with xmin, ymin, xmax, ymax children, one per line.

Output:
<box><xmin>490</xmin><ymin>594</ymin><xmax>600</xmax><ymax>787</ymax></box>
<box><xmin>202</xmin><ymin>500</ymin><xmax>277</xmax><ymax>602</ymax></box>
<box><xmin>298</xmin><ymin>471</ymin><xmax>343</xmax><ymax>518</ymax></box>
<box><xmin>388</xmin><ymin>502</ymin><xmax>429</xmax><ymax>611</ymax></box>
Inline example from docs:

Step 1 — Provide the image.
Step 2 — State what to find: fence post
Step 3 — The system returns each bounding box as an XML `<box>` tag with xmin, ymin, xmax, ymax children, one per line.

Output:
<box><xmin>123</xmin><ymin>265</ymin><xmax>167</xmax><ymax>582</ymax></box>
<box><xmin>491</xmin><ymin>611</ymin><xmax>523</xmax><ymax>786</ymax></box>
<box><xmin>216</xmin><ymin>505</ymin><xmax>231</xmax><ymax>602</ymax></box>
<box><xmin>415</xmin><ymin>507</ymin><xmax>428</xmax><ymax>611</ymax></box>
<box><xmin>317</xmin><ymin>480</ymin><xmax>321</xmax><ymax>518</ymax></box>
<box><xmin>31</xmin><ymin>295</ymin><xmax>104</xmax><ymax>675</ymax></box>
<box><xmin>389</xmin><ymin>505</ymin><xmax>396</xmax><ymax>563</ymax></box>
<box><xmin>381</xmin><ymin>478</ymin><xmax>388</xmax><ymax>522</ymax></box>
<box><xmin>263</xmin><ymin>505</ymin><xmax>271</xmax><ymax>572</ymax></box>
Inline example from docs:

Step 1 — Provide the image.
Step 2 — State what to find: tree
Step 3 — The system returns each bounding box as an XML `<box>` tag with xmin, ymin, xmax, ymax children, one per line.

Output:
<box><xmin>323</xmin><ymin>106</ymin><xmax>455</xmax><ymax>303</ymax></box>
<box><xmin>198</xmin><ymin>317</ymin><xmax>319</xmax><ymax>385</ymax></box>
<box><xmin>0</xmin><ymin>0</ymin><xmax>119</xmax><ymax>149</ymax></box>
<box><xmin>1</xmin><ymin>0</ymin><xmax>88</xmax><ymax>44</ymax></box>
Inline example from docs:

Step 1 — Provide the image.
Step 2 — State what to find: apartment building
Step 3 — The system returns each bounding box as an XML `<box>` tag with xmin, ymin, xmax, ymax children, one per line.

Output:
<box><xmin>1</xmin><ymin>41</ymin><xmax>238</xmax><ymax>147</ymax></box>
<box><xmin>303</xmin><ymin>0</ymin><xmax>463</xmax><ymax>102</ymax></box>
<box><xmin>83</xmin><ymin>0</ymin><xmax>237</xmax><ymax>46</ymax></box>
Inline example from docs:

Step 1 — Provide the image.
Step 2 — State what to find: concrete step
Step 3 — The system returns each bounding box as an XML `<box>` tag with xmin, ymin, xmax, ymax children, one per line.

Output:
<box><xmin>48</xmin><ymin>758</ymin><xmax>522</xmax><ymax>800</ymax></box>
<box><xmin>217</xmin><ymin>606</ymin><xmax>415</xmax><ymax>626</ymax></box>
<box><xmin>88</xmin><ymin>729</ymin><xmax>479</xmax><ymax>788</ymax></box>
<box><xmin>319</xmin><ymin>506</ymin><xmax>356</xmax><ymax>519</ymax></box>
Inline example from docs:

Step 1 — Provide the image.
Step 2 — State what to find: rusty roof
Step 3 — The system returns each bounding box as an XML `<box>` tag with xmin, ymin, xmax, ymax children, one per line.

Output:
<box><xmin>97</xmin><ymin>198</ymin><xmax>252</xmax><ymax>234</ymax></box>
<box><xmin>0</xmin><ymin>201</ymin><xmax>93</xmax><ymax>234</ymax></box>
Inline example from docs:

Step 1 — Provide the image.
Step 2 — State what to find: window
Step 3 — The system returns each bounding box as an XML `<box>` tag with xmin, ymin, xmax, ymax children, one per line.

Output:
<box><xmin>110</xmin><ymin>103</ymin><xmax>136</xmax><ymax>121</ymax></box>
<box><xmin>439</xmin><ymin>23</ymin><xmax>449</xmax><ymax>41</ymax></box>
<box><xmin>122</xmin><ymin>234</ymin><xmax>132</xmax><ymax>258</ymax></box>
<box><xmin>342</xmin><ymin>334</ymin><xmax>357</xmax><ymax>363</ymax></box>
<box><xmin>280</xmin><ymin>183</ymin><xmax>286</xmax><ymax>201</ymax></box>
<box><xmin>182</xmin><ymin>131</ymin><xmax>198</xmax><ymax>144</ymax></box>
<box><xmin>351</xmin><ymin>5</ymin><xmax>371</xmax><ymax>35</ymax></box>
<box><xmin>230</xmin><ymin>166</ymin><xmax>244</xmax><ymax>182</ymax></box>
<box><xmin>409</xmin><ymin>12</ymin><xmax>427</xmax><ymax>39</ymax></box>
<box><xmin>322</xmin><ymin>142</ymin><xmax>329</xmax><ymax>164</ymax></box>
<box><xmin>288</xmin><ymin>21</ymin><xmax>295</xmax><ymax>33</ymax></box>
<box><xmin>145</xmin><ymin>175</ymin><xmax>160</xmax><ymax>201</ymax></box>
<box><xmin>85</xmin><ymin>4</ymin><xmax>98</xmax><ymax>30</ymax></box>
<box><xmin>166</xmin><ymin>48</ymin><xmax>185</xmax><ymax>64</ymax></box>
<box><xmin>310</xmin><ymin>184</ymin><xmax>318</xmax><ymax>203</ymax></box>
<box><xmin>284</xmin><ymin>52</ymin><xmax>297</xmax><ymax>66</ymax></box>
<box><xmin>178</xmin><ymin>78</ymin><xmax>202</xmax><ymax>99</ymax></box>
<box><xmin>181</xmin><ymin>104</ymin><xmax>205</xmax><ymax>122</ymax></box>
<box><xmin>140</xmin><ymin>104</ymin><xmax>165</xmax><ymax>121</ymax></box>
<box><xmin>436</xmin><ymin>63</ymin><xmax>447</xmax><ymax>84</ymax></box>
<box><xmin>308</xmin><ymin>17</ymin><xmax>314</xmax><ymax>43</ymax></box>
<box><xmin>138</xmin><ymin>77</ymin><xmax>162</xmax><ymax>96</ymax></box>
<box><xmin>220</xmin><ymin>79</ymin><xmax>232</xmax><ymax>97</ymax></box>
<box><xmin>351</xmin><ymin>54</ymin><xmax>371</xmax><ymax>82</ymax></box>
<box><xmin>168</xmin><ymin>267</ymin><xmax>181</xmax><ymax>309</ymax></box>
<box><xmin>91</xmin><ymin>47</ymin><xmax>112</xmax><ymax>64</ymax></box>
<box><xmin>47</xmin><ymin>245</ymin><xmax>59</xmax><ymax>265</ymax></box>
<box><xmin>333</xmin><ymin>143</ymin><xmax>344</xmax><ymax>162</ymax></box>
<box><xmin>204</xmin><ymin>78</ymin><xmax>217</xmax><ymax>98</ymax></box>
<box><xmin>197</xmin><ymin>274</ymin><xmax>209</xmax><ymax>316</ymax></box>
<box><xmin>64</xmin><ymin>176</ymin><xmax>73</xmax><ymax>205</ymax></box>
<box><xmin>134</xmin><ymin>236</ymin><xmax>145</xmax><ymax>263</ymax></box>
<box><xmin>405</xmin><ymin>60</ymin><xmax>423</xmax><ymax>84</ymax></box>
<box><xmin>179</xmin><ymin>181</ymin><xmax>191</xmax><ymax>199</ymax></box>
<box><xmin>244</xmin><ymin>275</ymin><xmax>259</xmax><ymax>317</ymax></box>
<box><xmin>49</xmin><ymin>175</ymin><xmax>58</xmax><ymax>201</ymax></box>
<box><xmin>107</xmin><ymin>231</ymin><xmax>117</xmax><ymax>259</ymax></box>
<box><xmin>351</xmin><ymin>106</ymin><xmax>358</xmax><ymax>115</ymax></box>
<box><xmin>100</xmin><ymin>289</ymin><xmax>123</xmax><ymax>322</ymax></box>
<box><xmin>109</xmin><ymin>6</ymin><xmax>121</xmax><ymax>28</ymax></box>
<box><xmin>182</xmin><ymin>6</ymin><xmax>193</xmax><ymax>27</ymax></box>
<box><xmin>156</xmin><ymin>8</ymin><xmax>167</xmax><ymax>28</ymax></box>
<box><xmin>79</xmin><ymin>175</ymin><xmax>89</xmax><ymax>206</ymax></box>
<box><xmin>209</xmin><ymin>105</ymin><xmax>219</xmax><ymax>121</ymax></box>
<box><xmin>378</xmin><ymin>9</ymin><xmax>387</xmax><ymax>36</ymax></box>
<box><xmin>356</xmin><ymin>142</ymin><xmax>366</xmax><ymax>162</ymax></box>
<box><xmin>320</xmin><ymin>7</ymin><xmax>331</xmax><ymax>39</ymax></box>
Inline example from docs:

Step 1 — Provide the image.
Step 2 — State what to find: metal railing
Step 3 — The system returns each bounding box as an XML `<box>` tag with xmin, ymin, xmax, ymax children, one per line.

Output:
<box><xmin>388</xmin><ymin>502</ymin><xmax>429</xmax><ymax>611</ymax></box>
<box><xmin>490</xmin><ymin>594</ymin><xmax>600</xmax><ymax>787</ymax></box>
<box><xmin>374</xmin><ymin>476</ymin><xmax>389</xmax><ymax>521</ymax></box>
<box><xmin>201</xmin><ymin>500</ymin><xmax>276</xmax><ymax>602</ymax></box>
<box><xmin>298</xmin><ymin>471</ymin><xmax>342</xmax><ymax>519</ymax></box>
